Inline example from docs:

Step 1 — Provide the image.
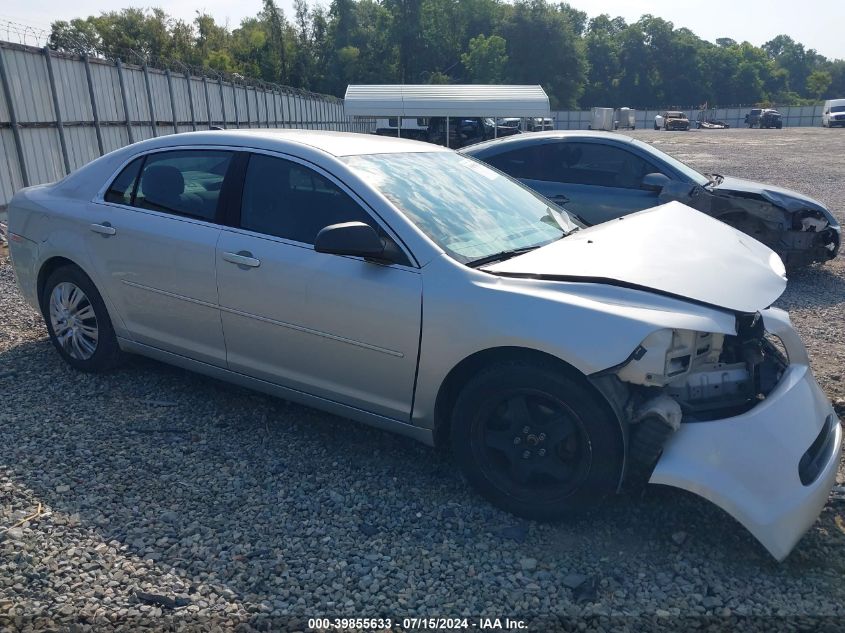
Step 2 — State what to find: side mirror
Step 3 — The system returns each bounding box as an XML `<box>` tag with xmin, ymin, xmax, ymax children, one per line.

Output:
<box><xmin>314</xmin><ymin>222</ymin><xmax>387</xmax><ymax>261</ymax></box>
<box><xmin>642</xmin><ymin>172</ymin><xmax>671</xmax><ymax>192</ymax></box>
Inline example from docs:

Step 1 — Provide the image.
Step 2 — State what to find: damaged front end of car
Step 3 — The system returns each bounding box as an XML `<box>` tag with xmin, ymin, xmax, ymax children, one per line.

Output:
<box><xmin>659</xmin><ymin>180</ymin><xmax>841</xmax><ymax>268</ymax></box>
<box><xmin>592</xmin><ymin>308</ymin><xmax>841</xmax><ymax>561</ymax></box>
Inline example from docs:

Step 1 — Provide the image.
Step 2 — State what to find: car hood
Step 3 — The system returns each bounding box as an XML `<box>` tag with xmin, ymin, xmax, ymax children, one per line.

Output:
<box><xmin>712</xmin><ymin>176</ymin><xmax>829</xmax><ymax>214</ymax></box>
<box><xmin>483</xmin><ymin>201</ymin><xmax>787</xmax><ymax>313</ymax></box>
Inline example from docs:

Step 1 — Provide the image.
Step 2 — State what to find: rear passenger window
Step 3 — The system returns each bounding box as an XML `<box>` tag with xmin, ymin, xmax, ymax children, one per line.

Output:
<box><xmin>105</xmin><ymin>157</ymin><xmax>143</xmax><ymax>205</ymax></box>
<box><xmin>240</xmin><ymin>154</ymin><xmax>374</xmax><ymax>245</ymax></box>
<box><xmin>133</xmin><ymin>150</ymin><xmax>233</xmax><ymax>221</ymax></box>
<box><xmin>484</xmin><ymin>146</ymin><xmax>549</xmax><ymax>180</ymax></box>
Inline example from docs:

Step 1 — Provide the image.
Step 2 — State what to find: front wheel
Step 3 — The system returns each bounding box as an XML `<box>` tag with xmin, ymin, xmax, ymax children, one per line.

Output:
<box><xmin>450</xmin><ymin>362</ymin><xmax>623</xmax><ymax>520</ymax></box>
<box><xmin>42</xmin><ymin>265</ymin><xmax>123</xmax><ymax>372</ymax></box>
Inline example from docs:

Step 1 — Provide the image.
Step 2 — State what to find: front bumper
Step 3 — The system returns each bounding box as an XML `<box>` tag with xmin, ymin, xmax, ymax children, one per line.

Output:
<box><xmin>650</xmin><ymin>308</ymin><xmax>842</xmax><ymax>560</ymax></box>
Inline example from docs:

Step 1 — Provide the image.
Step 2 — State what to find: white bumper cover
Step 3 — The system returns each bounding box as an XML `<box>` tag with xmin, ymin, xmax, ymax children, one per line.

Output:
<box><xmin>650</xmin><ymin>308</ymin><xmax>842</xmax><ymax>560</ymax></box>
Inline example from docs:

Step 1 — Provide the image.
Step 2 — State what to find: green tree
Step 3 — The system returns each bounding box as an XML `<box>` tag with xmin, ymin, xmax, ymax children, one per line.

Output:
<box><xmin>500</xmin><ymin>0</ymin><xmax>587</xmax><ymax>108</ymax></box>
<box><xmin>47</xmin><ymin>1</ymin><xmax>843</xmax><ymax>104</ymax></box>
<box><xmin>461</xmin><ymin>34</ymin><xmax>508</xmax><ymax>83</ymax></box>
<box><xmin>807</xmin><ymin>70</ymin><xmax>832</xmax><ymax>99</ymax></box>
<box><xmin>49</xmin><ymin>19</ymin><xmax>101</xmax><ymax>56</ymax></box>
<box><xmin>581</xmin><ymin>15</ymin><xmax>622</xmax><ymax>106</ymax></box>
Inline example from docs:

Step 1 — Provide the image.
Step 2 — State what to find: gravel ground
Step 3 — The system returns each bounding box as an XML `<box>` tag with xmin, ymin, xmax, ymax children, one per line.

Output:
<box><xmin>2</xmin><ymin>127</ymin><xmax>845</xmax><ymax>632</ymax></box>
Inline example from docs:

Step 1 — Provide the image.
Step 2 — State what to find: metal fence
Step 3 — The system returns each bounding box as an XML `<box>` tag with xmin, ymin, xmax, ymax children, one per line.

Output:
<box><xmin>551</xmin><ymin>105</ymin><xmax>825</xmax><ymax>130</ymax></box>
<box><xmin>0</xmin><ymin>41</ymin><xmax>374</xmax><ymax>208</ymax></box>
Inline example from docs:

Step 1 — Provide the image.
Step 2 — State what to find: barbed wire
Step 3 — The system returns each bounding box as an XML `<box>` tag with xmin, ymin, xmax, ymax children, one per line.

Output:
<box><xmin>0</xmin><ymin>17</ymin><xmax>345</xmax><ymax>104</ymax></box>
<box><xmin>0</xmin><ymin>18</ymin><xmax>52</xmax><ymax>47</ymax></box>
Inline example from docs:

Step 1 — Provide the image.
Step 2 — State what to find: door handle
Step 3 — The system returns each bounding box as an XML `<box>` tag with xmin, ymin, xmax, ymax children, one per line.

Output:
<box><xmin>550</xmin><ymin>194</ymin><xmax>570</xmax><ymax>204</ymax></box>
<box><xmin>222</xmin><ymin>251</ymin><xmax>261</xmax><ymax>268</ymax></box>
<box><xmin>90</xmin><ymin>222</ymin><xmax>116</xmax><ymax>236</ymax></box>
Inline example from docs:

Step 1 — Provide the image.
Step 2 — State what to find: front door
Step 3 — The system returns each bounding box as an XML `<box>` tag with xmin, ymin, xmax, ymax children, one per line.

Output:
<box><xmin>485</xmin><ymin>141</ymin><xmax>664</xmax><ymax>225</ymax></box>
<box><xmin>215</xmin><ymin>152</ymin><xmax>422</xmax><ymax>420</ymax></box>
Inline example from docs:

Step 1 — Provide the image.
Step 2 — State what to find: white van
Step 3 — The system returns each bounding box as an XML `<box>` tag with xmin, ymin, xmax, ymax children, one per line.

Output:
<box><xmin>822</xmin><ymin>99</ymin><xmax>845</xmax><ymax>127</ymax></box>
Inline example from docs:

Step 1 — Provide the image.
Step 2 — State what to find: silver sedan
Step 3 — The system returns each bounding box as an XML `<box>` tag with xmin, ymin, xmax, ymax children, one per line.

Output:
<box><xmin>6</xmin><ymin>130</ymin><xmax>840</xmax><ymax>560</ymax></box>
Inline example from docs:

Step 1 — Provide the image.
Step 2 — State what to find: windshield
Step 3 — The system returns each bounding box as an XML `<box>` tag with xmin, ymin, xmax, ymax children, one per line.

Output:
<box><xmin>630</xmin><ymin>139</ymin><xmax>709</xmax><ymax>186</ymax></box>
<box><xmin>831</xmin><ymin>105</ymin><xmax>845</xmax><ymax>113</ymax></box>
<box><xmin>343</xmin><ymin>152</ymin><xmax>578</xmax><ymax>264</ymax></box>
<box><xmin>666</xmin><ymin>112</ymin><xmax>685</xmax><ymax>118</ymax></box>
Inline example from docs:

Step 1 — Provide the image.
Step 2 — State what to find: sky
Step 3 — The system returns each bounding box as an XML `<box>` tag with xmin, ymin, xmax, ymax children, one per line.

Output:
<box><xmin>3</xmin><ymin>0</ymin><xmax>844</xmax><ymax>60</ymax></box>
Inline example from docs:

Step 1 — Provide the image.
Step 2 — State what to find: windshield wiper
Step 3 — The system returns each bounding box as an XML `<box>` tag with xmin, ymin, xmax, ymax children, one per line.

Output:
<box><xmin>704</xmin><ymin>172</ymin><xmax>724</xmax><ymax>186</ymax></box>
<box><xmin>466</xmin><ymin>246</ymin><xmax>542</xmax><ymax>268</ymax></box>
<box><xmin>543</xmin><ymin>205</ymin><xmax>580</xmax><ymax>233</ymax></box>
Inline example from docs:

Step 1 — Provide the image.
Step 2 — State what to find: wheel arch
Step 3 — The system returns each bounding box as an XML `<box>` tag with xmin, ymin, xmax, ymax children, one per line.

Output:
<box><xmin>432</xmin><ymin>346</ymin><xmax>625</xmax><ymax>454</ymax></box>
<box><xmin>36</xmin><ymin>256</ymin><xmax>121</xmax><ymax>334</ymax></box>
<box><xmin>37</xmin><ymin>256</ymin><xmax>84</xmax><ymax>313</ymax></box>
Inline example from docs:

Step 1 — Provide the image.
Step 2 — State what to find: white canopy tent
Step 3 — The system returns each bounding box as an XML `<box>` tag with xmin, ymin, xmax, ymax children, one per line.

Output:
<box><xmin>343</xmin><ymin>84</ymin><xmax>551</xmax><ymax>147</ymax></box>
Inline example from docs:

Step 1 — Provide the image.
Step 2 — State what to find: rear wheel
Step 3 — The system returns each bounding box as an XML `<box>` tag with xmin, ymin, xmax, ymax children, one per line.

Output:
<box><xmin>450</xmin><ymin>362</ymin><xmax>623</xmax><ymax>520</ymax></box>
<box><xmin>42</xmin><ymin>265</ymin><xmax>123</xmax><ymax>372</ymax></box>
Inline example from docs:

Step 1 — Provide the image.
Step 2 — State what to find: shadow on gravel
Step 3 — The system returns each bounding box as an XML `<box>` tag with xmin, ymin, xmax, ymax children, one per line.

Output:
<box><xmin>3</xmin><ymin>337</ymin><xmax>845</xmax><ymax>620</ymax></box>
<box><xmin>781</xmin><ymin>265</ymin><xmax>845</xmax><ymax>310</ymax></box>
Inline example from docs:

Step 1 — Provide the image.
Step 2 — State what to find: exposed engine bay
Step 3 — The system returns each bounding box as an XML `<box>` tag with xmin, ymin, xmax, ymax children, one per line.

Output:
<box><xmin>596</xmin><ymin>313</ymin><xmax>789</xmax><ymax>483</ymax></box>
<box><xmin>659</xmin><ymin>180</ymin><xmax>840</xmax><ymax>268</ymax></box>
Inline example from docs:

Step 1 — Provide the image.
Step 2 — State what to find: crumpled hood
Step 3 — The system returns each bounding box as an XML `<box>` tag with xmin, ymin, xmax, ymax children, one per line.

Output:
<box><xmin>484</xmin><ymin>201</ymin><xmax>787</xmax><ymax>313</ymax></box>
<box><xmin>713</xmin><ymin>176</ymin><xmax>830</xmax><ymax>215</ymax></box>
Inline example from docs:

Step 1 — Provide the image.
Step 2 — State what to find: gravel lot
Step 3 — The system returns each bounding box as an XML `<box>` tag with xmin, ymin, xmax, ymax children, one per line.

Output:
<box><xmin>2</xmin><ymin>127</ymin><xmax>845</xmax><ymax>632</ymax></box>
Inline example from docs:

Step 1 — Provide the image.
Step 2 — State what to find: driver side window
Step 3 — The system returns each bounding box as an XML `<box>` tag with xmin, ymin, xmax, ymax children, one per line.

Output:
<box><xmin>240</xmin><ymin>154</ymin><xmax>394</xmax><ymax>250</ymax></box>
<box><xmin>544</xmin><ymin>142</ymin><xmax>663</xmax><ymax>190</ymax></box>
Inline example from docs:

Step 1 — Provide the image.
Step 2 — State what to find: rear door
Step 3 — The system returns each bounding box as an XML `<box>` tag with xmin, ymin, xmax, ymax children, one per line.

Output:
<box><xmin>215</xmin><ymin>151</ymin><xmax>422</xmax><ymax>420</ymax></box>
<box><xmin>85</xmin><ymin>149</ymin><xmax>235</xmax><ymax>366</ymax></box>
<box><xmin>484</xmin><ymin>140</ymin><xmax>665</xmax><ymax>225</ymax></box>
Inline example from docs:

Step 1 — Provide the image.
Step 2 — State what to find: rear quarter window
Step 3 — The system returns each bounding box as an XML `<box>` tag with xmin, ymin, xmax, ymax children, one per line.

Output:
<box><xmin>104</xmin><ymin>157</ymin><xmax>143</xmax><ymax>205</ymax></box>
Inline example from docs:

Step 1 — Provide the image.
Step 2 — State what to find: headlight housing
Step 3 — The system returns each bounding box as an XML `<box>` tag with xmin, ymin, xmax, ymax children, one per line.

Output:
<box><xmin>616</xmin><ymin>328</ymin><xmax>724</xmax><ymax>387</ymax></box>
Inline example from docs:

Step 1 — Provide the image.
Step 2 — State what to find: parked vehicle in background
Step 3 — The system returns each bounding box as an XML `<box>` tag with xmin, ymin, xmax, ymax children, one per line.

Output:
<box><xmin>463</xmin><ymin>131</ymin><xmax>840</xmax><ymax>268</ymax></box>
<box><xmin>589</xmin><ymin>107</ymin><xmax>615</xmax><ymax>131</ymax></box>
<box><xmin>527</xmin><ymin>117</ymin><xmax>555</xmax><ymax>132</ymax></box>
<box><xmin>498</xmin><ymin>118</ymin><xmax>522</xmax><ymax>132</ymax></box>
<box><xmin>759</xmin><ymin>109</ymin><xmax>783</xmax><ymax>129</ymax></box>
<box><xmin>488</xmin><ymin>118</ymin><xmax>550</xmax><ymax>135</ymax></box>
<box><xmin>696</xmin><ymin>110</ymin><xmax>730</xmax><ymax>129</ymax></box>
<box><xmin>745</xmin><ymin>108</ymin><xmax>763</xmax><ymax>127</ymax></box>
<box><xmin>661</xmin><ymin>111</ymin><xmax>690</xmax><ymax>131</ymax></box>
<box><xmin>745</xmin><ymin>108</ymin><xmax>783</xmax><ymax>128</ymax></box>
<box><xmin>615</xmin><ymin>107</ymin><xmax>636</xmax><ymax>130</ymax></box>
<box><xmin>822</xmin><ymin>99</ymin><xmax>845</xmax><ymax>127</ymax></box>
<box><xmin>427</xmin><ymin>117</ymin><xmax>517</xmax><ymax>149</ymax></box>
<box><xmin>374</xmin><ymin>117</ymin><xmax>429</xmax><ymax>141</ymax></box>
<box><xmin>7</xmin><ymin>129</ymin><xmax>841</xmax><ymax>562</ymax></box>
<box><xmin>653</xmin><ymin>113</ymin><xmax>664</xmax><ymax>130</ymax></box>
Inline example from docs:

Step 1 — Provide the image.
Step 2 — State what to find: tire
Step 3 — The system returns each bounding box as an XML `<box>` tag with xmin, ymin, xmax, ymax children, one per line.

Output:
<box><xmin>41</xmin><ymin>264</ymin><xmax>123</xmax><ymax>372</ymax></box>
<box><xmin>654</xmin><ymin>124</ymin><xmax>659</xmax><ymax>130</ymax></box>
<box><xmin>450</xmin><ymin>361</ymin><xmax>623</xmax><ymax>520</ymax></box>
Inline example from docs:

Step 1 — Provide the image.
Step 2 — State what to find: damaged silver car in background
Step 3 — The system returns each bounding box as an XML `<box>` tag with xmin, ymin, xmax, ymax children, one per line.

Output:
<box><xmin>463</xmin><ymin>131</ymin><xmax>841</xmax><ymax>268</ymax></box>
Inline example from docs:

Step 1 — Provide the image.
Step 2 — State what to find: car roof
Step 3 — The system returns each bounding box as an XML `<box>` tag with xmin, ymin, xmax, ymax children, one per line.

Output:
<box><xmin>461</xmin><ymin>130</ymin><xmax>635</xmax><ymax>155</ymax></box>
<box><xmin>126</xmin><ymin>129</ymin><xmax>447</xmax><ymax>158</ymax></box>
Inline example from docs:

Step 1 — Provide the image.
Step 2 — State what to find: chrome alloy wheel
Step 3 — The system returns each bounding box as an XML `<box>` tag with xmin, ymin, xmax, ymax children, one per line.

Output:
<box><xmin>49</xmin><ymin>282</ymin><xmax>99</xmax><ymax>360</ymax></box>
